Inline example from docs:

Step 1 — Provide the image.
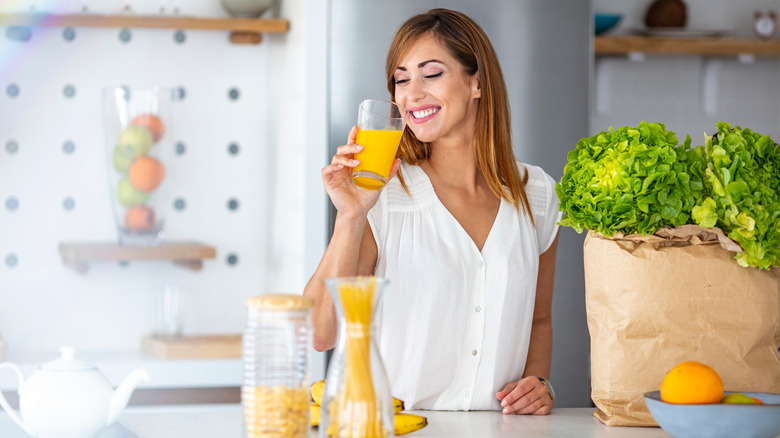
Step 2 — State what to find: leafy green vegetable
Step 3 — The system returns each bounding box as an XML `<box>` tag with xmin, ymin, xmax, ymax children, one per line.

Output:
<box><xmin>685</xmin><ymin>122</ymin><xmax>780</xmax><ymax>269</ymax></box>
<box><xmin>556</xmin><ymin>122</ymin><xmax>695</xmax><ymax>236</ymax></box>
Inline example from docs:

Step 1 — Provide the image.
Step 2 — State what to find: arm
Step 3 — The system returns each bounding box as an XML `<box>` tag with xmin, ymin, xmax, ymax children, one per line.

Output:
<box><xmin>303</xmin><ymin>126</ymin><xmax>400</xmax><ymax>351</ymax></box>
<box><xmin>496</xmin><ymin>231</ymin><xmax>559</xmax><ymax>414</ymax></box>
<box><xmin>304</xmin><ymin>219</ymin><xmax>378</xmax><ymax>351</ymax></box>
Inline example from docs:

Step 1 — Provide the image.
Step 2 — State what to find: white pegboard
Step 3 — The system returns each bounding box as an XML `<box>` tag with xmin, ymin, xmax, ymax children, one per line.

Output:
<box><xmin>0</xmin><ymin>0</ymin><xmax>316</xmax><ymax>376</ymax></box>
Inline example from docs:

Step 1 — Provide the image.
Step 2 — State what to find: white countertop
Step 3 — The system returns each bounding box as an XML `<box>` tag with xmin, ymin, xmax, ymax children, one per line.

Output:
<box><xmin>2</xmin><ymin>404</ymin><xmax>675</xmax><ymax>438</ymax></box>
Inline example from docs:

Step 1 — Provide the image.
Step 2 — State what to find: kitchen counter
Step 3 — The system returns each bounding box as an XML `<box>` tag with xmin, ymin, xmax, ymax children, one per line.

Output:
<box><xmin>2</xmin><ymin>404</ymin><xmax>676</xmax><ymax>438</ymax></box>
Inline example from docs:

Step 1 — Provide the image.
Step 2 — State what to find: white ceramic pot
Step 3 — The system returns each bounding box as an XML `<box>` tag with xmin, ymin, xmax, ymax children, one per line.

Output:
<box><xmin>220</xmin><ymin>0</ymin><xmax>273</xmax><ymax>18</ymax></box>
<box><xmin>0</xmin><ymin>347</ymin><xmax>150</xmax><ymax>438</ymax></box>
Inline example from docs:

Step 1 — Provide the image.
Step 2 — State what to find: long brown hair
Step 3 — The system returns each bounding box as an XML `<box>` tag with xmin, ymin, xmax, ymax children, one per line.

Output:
<box><xmin>385</xmin><ymin>8</ymin><xmax>532</xmax><ymax>220</ymax></box>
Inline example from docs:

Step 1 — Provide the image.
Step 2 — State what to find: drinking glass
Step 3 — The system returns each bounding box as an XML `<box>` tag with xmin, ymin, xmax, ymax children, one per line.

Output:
<box><xmin>352</xmin><ymin>99</ymin><xmax>407</xmax><ymax>190</ymax></box>
<box><xmin>154</xmin><ymin>286</ymin><xmax>182</xmax><ymax>338</ymax></box>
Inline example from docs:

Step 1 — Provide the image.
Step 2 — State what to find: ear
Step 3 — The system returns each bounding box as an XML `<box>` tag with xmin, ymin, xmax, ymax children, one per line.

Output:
<box><xmin>471</xmin><ymin>73</ymin><xmax>482</xmax><ymax>99</ymax></box>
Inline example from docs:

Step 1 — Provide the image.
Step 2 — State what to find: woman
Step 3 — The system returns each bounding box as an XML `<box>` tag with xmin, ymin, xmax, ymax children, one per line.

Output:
<box><xmin>303</xmin><ymin>8</ymin><xmax>560</xmax><ymax>415</ymax></box>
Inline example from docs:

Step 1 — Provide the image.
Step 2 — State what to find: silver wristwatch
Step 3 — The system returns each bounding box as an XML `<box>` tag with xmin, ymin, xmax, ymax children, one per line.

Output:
<box><xmin>538</xmin><ymin>377</ymin><xmax>556</xmax><ymax>401</ymax></box>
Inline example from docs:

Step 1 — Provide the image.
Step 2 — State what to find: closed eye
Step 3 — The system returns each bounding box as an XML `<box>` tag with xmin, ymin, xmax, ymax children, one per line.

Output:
<box><xmin>425</xmin><ymin>72</ymin><xmax>442</xmax><ymax>79</ymax></box>
<box><xmin>394</xmin><ymin>78</ymin><xmax>409</xmax><ymax>85</ymax></box>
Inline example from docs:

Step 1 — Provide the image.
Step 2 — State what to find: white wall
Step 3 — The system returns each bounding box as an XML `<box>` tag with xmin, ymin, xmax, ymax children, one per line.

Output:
<box><xmin>0</xmin><ymin>0</ymin><xmax>319</xmax><ymax>360</ymax></box>
<box><xmin>594</xmin><ymin>0</ymin><xmax>780</xmax><ymax>142</ymax></box>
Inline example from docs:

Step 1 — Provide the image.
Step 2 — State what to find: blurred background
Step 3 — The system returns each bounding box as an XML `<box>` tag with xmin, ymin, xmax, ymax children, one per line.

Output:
<box><xmin>1</xmin><ymin>0</ymin><xmax>779</xmax><ymax>409</ymax></box>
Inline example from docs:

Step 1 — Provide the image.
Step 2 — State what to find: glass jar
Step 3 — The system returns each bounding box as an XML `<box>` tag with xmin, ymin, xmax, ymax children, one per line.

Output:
<box><xmin>320</xmin><ymin>277</ymin><xmax>394</xmax><ymax>438</ymax></box>
<box><xmin>243</xmin><ymin>294</ymin><xmax>314</xmax><ymax>438</ymax></box>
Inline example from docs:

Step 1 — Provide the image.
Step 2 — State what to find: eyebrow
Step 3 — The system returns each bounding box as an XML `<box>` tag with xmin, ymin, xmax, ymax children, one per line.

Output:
<box><xmin>395</xmin><ymin>59</ymin><xmax>444</xmax><ymax>71</ymax></box>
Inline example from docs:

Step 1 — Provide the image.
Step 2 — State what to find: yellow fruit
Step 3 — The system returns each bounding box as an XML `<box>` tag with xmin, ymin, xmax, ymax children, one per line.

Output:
<box><xmin>311</xmin><ymin>379</ymin><xmax>325</xmax><ymax>404</ymax></box>
<box><xmin>394</xmin><ymin>413</ymin><xmax>427</xmax><ymax>435</ymax></box>
<box><xmin>310</xmin><ymin>403</ymin><xmax>320</xmax><ymax>427</ymax></box>
<box><xmin>660</xmin><ymin>361</ymin><xmax>724</xmax><ymax>404</ymax></box>
<box><xmin>393</xmin><ymin>397</ymin><xmax>405</xmax><ymax>413</ymax></box>
<box><xmin>311</xmin><ymin>379</ymin><xmax>405</xmax><ymax>413</ymax></box>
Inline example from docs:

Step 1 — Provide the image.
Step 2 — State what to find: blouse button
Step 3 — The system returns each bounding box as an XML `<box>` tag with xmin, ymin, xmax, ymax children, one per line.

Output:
<box><xmin>478</xmin><ymin>260</ymin><xmax>484</xmax><ymax>268</ymax></box>
<box><xmin>463</xmin><ymin>390</ymin><xmax>469</xmax><ymax>397</ymax></box>
<box><xmin>471</xmin><ymin>349</ymin><xmax>478</xmax><ymax>356</ymax></box>
<box><xmin>475</xmin><ymin>306</ymin><xmax>481</xmax><ymax>312</ymax></box>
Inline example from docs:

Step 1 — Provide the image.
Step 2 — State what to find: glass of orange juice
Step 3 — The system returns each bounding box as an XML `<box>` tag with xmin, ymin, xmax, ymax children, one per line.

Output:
<box><xmin>352</xmin><ymin>99</ymin><xmax>407</xmax><ymax>190</ymax></box>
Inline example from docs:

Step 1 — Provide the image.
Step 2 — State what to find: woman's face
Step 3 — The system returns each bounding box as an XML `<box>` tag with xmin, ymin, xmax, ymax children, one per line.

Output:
<box><xmin>392</xmin><ymin>34</ymin><xmax>481</xmax><ymax>145</ymax></box>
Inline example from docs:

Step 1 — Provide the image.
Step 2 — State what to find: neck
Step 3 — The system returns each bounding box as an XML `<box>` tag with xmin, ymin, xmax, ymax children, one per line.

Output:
<box><xmin>423</xmin><ymin>136</ymin><xmax>481</xmax><ymax>192</ymax></box>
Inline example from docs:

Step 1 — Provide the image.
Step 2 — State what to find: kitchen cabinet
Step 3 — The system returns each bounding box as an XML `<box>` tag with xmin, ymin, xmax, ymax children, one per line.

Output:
<box><xmin>0</xmin><ymin>12</ymin><xmax>289</xmax><ymax>44</ymax></box>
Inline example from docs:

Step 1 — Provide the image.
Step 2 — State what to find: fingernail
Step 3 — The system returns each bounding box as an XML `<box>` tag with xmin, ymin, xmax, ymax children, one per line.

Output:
<box><xmin>356</xmin><ymin>145</ymin><xmax>363</xmax><ymax>151</ymax></box>
<box><xmin>352</xmin><ymin>159</ymin><xmax>359</xmax><ymax>165</ymax></box>
<box><xmin>337</xmin><ymin>164</ymin><xmax>344</xmax><ymax>169</ymax></box>
<box><xmin>501</xmin><ymin>400</ymin><xmax>506</xmax><ymax>407</ymax></box>
<box><xmin>503</xmin><ymin>408</ymin><xmax>509</xmax><ymax>414</ymax></box>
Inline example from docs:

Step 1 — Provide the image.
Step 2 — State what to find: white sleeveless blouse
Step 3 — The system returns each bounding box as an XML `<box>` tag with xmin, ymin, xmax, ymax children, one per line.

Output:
<box><xmin>367</xmin><ymin>160</ymin><xmax>561</xmax><ymax>411</ymax></box>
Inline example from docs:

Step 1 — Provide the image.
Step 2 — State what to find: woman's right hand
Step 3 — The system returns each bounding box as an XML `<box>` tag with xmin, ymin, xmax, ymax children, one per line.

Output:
<box><xmin>321</xmin><ymin>125</ymin><xmax>399</xmax><ymax>218</ymax></box>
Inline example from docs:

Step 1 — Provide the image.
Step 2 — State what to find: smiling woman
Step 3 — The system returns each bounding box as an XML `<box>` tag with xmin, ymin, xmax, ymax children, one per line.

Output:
<box><xmin>304</xmin><ymin>8</ymin><xmax>562</xmax><ymax>416</ymax></box>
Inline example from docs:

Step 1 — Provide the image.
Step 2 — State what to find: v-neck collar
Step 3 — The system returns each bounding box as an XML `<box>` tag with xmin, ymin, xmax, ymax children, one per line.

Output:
<box><xmin>411</xmin><ymin>163</ymin><xmax>505</xmax><ymax>254</ymax></box>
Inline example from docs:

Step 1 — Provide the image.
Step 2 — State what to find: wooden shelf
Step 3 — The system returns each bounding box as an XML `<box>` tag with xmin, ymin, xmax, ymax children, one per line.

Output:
<box><xmin>59</xmin><ymin>241</ymin><xmax>216</xmax><ymax>273</ymax></box>
<box><xmin>595</xmin><ymin>36</ymin><xmax>780</xmax><ymax>57</ymax></box>
<box><xmin>0</xmin><ymin>13</ymin><xmax>289</xmax><ymax>44</ymax></box>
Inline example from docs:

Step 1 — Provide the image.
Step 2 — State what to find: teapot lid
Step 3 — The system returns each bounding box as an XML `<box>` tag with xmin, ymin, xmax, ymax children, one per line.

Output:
<box><xmin>40</xmin><ymin>347</ymin><xmax>96</xmax><ymax>371</ymax></box>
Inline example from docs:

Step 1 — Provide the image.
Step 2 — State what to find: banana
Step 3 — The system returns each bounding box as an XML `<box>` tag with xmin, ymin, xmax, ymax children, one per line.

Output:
<box><xmin>393</xmin><ymin>397</ymin><xmax>405</xmax><ymax>413</ymax></box>
<box><xmin>310</xmin><ymin>403</ymin><xmax>320</xmax><ymax>427</ymax></box>
<box><xmin>311</xmin><ymin>379</ymin><xmax>325</xmax><ymax>404</ymax></box>
<box><xmin>394</xmin><ymin>413</ymin><xmax>428</xmax><ymax>435</ymax></box>
<box><xmin>310</xmin><ymin>401</ymin><xmax>427</xmax><ymax>435</ymax></box>
<box><xmin>311</xmin><ymin>380</ymin><xmax>405</xmax><ymax>413</ymax></box>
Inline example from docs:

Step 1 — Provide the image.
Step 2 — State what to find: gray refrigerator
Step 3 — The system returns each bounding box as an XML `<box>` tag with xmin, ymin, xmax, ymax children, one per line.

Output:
<box><xmin>323</xmin><ymin>0</ymin><xmax>592</xmax><ymax>408</ymax></box>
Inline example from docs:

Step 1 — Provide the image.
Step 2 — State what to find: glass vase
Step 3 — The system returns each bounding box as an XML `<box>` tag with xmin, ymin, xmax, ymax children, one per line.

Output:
<box><xmin>321</xmin><ymin>277</ymin><xmax>394</xmax><ymax>438</ymax></box>
<box><xmin>102</xmin><ymin>86</ymin><xmax>177</xmax><ymax>247</ymax></box>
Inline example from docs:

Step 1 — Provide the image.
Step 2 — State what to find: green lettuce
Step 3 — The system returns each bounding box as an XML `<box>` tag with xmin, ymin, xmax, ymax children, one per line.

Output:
<box><xmin>685</xmin><ymin>122</ymin><xmax>780</xmax><ymax>269</ymax></box>
<box><xmin>555</xmin><ymin>122</ymin><xmax>695</xmax><ymax>236</ymax></box>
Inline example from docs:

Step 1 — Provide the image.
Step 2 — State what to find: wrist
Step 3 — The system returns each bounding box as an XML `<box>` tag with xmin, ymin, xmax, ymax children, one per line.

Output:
<box><xmin>335</xmin><ymin>211</ymin><xmax>367</xmax><ymax>226</ymax></box>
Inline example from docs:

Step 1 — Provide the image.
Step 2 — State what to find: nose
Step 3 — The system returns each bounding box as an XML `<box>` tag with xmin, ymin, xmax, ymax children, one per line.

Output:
<box><xmin>403</xmin><ymin>77</ymin><xmax>426</xmax><ymax>103</ymax></box>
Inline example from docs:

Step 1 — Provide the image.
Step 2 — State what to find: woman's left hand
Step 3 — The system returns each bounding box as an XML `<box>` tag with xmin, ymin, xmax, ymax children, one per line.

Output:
<box><xmin>496</xmin><ymin>376</ymin><xmax>553</xmax><ymax>415</ymax></box>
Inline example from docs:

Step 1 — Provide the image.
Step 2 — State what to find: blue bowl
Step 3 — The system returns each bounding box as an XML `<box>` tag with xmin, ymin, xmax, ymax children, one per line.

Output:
<box><xmin>644</xmin><ymin>391</ymin><xmax>780</xmax><ymax>438</ymax></box>
<box><xmin>595</xmin><ymin>14</ymin><xmax>622</xmax><ymax>35</ymax></box>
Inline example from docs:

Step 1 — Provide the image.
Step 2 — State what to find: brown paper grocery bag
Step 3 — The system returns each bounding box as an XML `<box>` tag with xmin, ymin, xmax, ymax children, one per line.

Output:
<box><xmin>584</xmin><ymin>225</ymin><xmax>780</xmax><ymax>426</ymax></box>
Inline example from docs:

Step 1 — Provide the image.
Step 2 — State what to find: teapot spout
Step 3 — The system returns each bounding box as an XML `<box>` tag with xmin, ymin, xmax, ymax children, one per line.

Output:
<box><xmin>107</xmin><ymin>368</ymin><xmax>150</xmax><ymax>425</ymax></box>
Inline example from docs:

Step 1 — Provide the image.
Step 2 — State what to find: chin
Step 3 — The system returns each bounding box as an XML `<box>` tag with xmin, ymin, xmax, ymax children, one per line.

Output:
<box><xmin>409</xmin><ymin>128</ymin><xmax>437</xmax><ymax>143</ymax></box>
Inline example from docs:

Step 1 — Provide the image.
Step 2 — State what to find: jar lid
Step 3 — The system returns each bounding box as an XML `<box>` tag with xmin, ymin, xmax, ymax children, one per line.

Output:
<box><xmin>247</xmin><ymin>294</ymin><xmax>314</xmax><ymax>311</ymax></box>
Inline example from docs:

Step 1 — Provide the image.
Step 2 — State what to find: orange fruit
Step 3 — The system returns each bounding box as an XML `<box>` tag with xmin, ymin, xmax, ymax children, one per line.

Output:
<box><xmin>124</xmin><ymin>206</ymin><xmax>155</xmax><ymax>231</ymax></box>
<box><xmin>660</xmin><ymin>361</ymin><xmax>724</xmax><ymax>404</ymax></box>
<box><xmin>129</xmin><ymin>156</ymin><xmax>165</xmax><ymax>192</ymax></box>
<box><xmin>131</xmin><ymin>114</ymin><xmax>165</xmax><ymax>142</ymax></box>
<box><xmin>751</xmin><ymin>397</ymin><xmax>765</xmax><ymax>405</ymax></box>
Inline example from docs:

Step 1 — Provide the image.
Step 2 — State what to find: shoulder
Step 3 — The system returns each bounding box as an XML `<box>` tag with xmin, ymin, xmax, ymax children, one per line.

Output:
<box><xmin>517</xmin><ymin>161</ymin><xmax>556</xmax><ymax>188</ymax></box>
<box><xmin>516</xmin><ymin>161</ymin><xmax>559</xmax><ymax>216</ymax></box>
<box><xmin>380</xmin><ymin>161</ymin><xmax>435</xmax><ymax>211</ymax></box>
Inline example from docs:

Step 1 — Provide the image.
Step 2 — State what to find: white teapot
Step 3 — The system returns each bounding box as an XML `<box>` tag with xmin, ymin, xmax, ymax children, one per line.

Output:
<box><xmin>0</xmin><ymin>346</ymin><xmax>150</xmax><ymax>438</ymax></box>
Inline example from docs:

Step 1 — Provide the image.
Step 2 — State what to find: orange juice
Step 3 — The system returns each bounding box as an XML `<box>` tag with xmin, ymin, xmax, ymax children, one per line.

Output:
<box><xmin>352</xmin><ymin>129</ymin><xmax>403</xmax><ymax>190</ymax></box>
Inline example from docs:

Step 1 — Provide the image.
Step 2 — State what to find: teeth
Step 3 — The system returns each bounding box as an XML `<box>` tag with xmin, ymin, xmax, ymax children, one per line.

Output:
<box><xmin>413</xmin><ymin>108</ymin><xmax>439</xmax><ymax>119</ymax></box>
